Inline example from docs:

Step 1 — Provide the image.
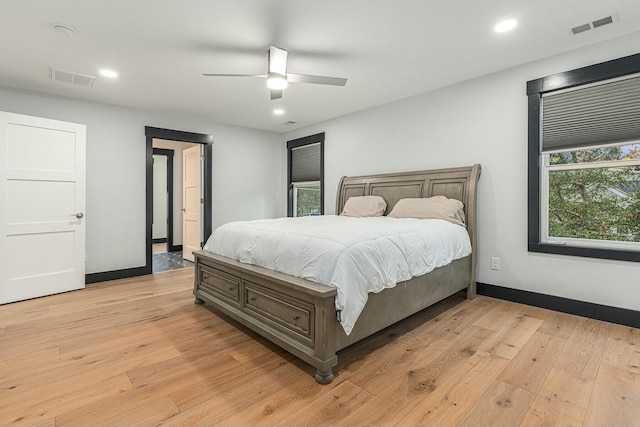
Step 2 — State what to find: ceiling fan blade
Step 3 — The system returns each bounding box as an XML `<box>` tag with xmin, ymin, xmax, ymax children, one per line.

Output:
<box><xmin>287</xmin><ymin>73</ymin><xmax>347</xmax><ymax>86</ymax></box>
<box><xmin>270</xmin><ymin>90</ymin><xmax>283</xmax><ymax>100</ymax></box>
<box><xmin>202</xmin><ymin>73</ymin><xmax>268</xmax><ymax>78</ymax></box>
<box><xmin>268</xmin><ymin>46</ymin><xmax>288</xmax><ymax>76</ymax></box>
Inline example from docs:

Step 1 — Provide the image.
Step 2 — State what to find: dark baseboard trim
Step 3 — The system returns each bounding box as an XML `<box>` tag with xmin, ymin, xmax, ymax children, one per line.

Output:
<box><xmin>477</xmin><ymin>282</ymin><xmax>640</xmax><ymax>329</ymax></box>
<box><xmin>152</xmin><ymin>238</ymin><xmax>167</xmax><ymax>244</ymax></box>
<box><xmin>169</xmin><ymin>244</ymin><xmax>183</xmax><ymax>252</ymax></box>
<box><xmin>85</xmin><ymin>266</ymin><xmax>151</xmax><ymax>284</ymax></box>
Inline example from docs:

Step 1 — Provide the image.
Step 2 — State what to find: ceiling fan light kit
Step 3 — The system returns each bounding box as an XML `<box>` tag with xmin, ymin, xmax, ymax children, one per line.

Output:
<box><xmin>267</xmin><ymin>73</ymin><xmax>288</xmax><ymax>90</ymax></box>
<box><xmin>203</xmin><ymin>45</ymin><xmax>347</xmax><ymax>100</ymax></box>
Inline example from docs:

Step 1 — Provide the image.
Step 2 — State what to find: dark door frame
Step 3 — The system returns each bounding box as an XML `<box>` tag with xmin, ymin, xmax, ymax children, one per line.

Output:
<box><xmin>152</xmin><ymin>148</ymin><xmax>178</xmax><ymax>251</ymax></box>
<box><xmin>145</xmin><ymin>126</ymin><xmax>213</xmax><ymax>275</ymax></box>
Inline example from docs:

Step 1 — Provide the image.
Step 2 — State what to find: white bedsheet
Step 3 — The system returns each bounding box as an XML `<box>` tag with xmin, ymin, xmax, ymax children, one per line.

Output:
<box><xmin>203</xmin><ymin>215</ymin><xmax>471</xmax><ymax>335</ymax></box>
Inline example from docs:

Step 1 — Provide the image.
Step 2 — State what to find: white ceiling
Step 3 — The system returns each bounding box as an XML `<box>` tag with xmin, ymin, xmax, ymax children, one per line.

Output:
<box><xmin>1</xmin><ymin>0</ymin><xmax>640</xmax><ymax>133</ymax></box>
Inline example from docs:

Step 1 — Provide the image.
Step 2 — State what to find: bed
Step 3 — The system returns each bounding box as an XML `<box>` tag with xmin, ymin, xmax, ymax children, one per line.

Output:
<box><xmin>193</xmin><ymin>164</ymin><xmax>481</xmax><ymax>383</ymax></box>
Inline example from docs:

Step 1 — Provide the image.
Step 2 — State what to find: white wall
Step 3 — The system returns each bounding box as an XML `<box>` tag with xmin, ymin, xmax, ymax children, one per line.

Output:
<box><xmin>283</xmin><ymin>31</ymin><xmax>640</xmax><ymax>313</ymax></box>
<box><xmin>0</xmin><ymin>87</ymin><xmax>282</xmax><ymax>274</ymax></box>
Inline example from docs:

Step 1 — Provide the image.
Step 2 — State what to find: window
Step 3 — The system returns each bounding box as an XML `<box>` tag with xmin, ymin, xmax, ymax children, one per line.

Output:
<box><xmin>287</xmin><ymin>133</ymin><xmax>324</xmax><ymax>217</ymax></box>
<box><xmin>527</xmin><ymin>53</ymin><xmax>640</xmax><ymax>262</ymax></box>
<box><xmin>292</xmin><ymin>182</ymin><xmax>321</xmax><ymax>217</ymax></box>
<box><xmin>542</xmin><ymin>143</ymin><xmax>640</xmax><ymax>248</ymax></box>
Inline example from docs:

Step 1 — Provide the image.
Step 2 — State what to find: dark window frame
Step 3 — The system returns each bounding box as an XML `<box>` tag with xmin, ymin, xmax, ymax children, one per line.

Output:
<box><xmin>287</xmin><ymin>132</ymin><xmax>325</xmax><ymax>217</ymax></box>
<box><xmin>527</xmin><ymin>52</ymin><xmax>640</xmax><ymax>262</ymax></box>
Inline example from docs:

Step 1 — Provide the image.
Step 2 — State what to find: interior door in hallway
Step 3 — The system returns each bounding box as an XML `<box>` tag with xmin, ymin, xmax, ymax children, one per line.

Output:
<box><xmin>182</xmin><ymin>145</ymin><xmax>201</xmax><ymax>262</ymax></box>
<box><xmin>0</xmin><ymin>112</ymin><xmax>86</xmax><ymax>304</ymax></box>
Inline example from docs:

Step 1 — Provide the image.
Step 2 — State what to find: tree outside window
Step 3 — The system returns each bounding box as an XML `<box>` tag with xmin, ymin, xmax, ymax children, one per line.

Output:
<box><xmin>545</xmin><ymin>144</ymin><xmax>640</xmax><ymax>244</ymax></box>
<box><xmin>293</xmin><ymin>183</ymin><xmax>321</xmax><ymax>217</ymax></box>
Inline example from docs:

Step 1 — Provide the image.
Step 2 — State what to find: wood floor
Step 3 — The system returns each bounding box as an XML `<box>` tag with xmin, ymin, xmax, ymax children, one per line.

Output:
<box><xmin>1</xmin><ymin>268</ymin><xmax>638</xmax><ymax>426</ymax></box>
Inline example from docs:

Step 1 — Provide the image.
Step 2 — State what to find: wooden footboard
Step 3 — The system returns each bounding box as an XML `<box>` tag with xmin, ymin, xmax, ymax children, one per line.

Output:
<box><xmin>193</xmin><ymin>250</ymin><xmax>339</xmax><ymax>383</ymax></box>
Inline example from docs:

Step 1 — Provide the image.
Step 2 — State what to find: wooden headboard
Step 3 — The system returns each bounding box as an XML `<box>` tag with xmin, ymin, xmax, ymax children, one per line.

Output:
<box><xmin>336</xmin><ymin>164</ymin><xmax>482</xmax><ymax>286</ymax></box>
<box><xmin>336</xmin><ymin>165</ymin><xmax>479</xmax><ymax>214</ymax></box>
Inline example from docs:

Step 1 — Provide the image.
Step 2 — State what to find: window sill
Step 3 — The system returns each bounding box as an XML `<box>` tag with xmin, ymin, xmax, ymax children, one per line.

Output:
<box><xmin>528</xmin><ymin>242</ymin><xmax>640</xmax><ymax>262</ymax></box>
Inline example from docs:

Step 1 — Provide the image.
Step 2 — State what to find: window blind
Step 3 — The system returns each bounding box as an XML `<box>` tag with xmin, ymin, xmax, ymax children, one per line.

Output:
<box><xmin>542</xmin><ymin>74</ymin><xmax>640</xmax><ymax>153</ymax></box>
<box><xmin>291</xmin><ymin>143</ymin><xmax>321</xmax><ymax>182</ymax></box>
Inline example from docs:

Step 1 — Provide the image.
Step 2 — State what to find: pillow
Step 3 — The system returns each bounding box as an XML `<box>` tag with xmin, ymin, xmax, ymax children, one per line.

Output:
<box><xmin>388</xmin><ymin>196</ymin><xmax>466</xmax><ymax>226</ymax></box>
<box><xmin>340</xmin><ymin>196</ymin><xmax>387</xmax><ymax>217</ymax></box>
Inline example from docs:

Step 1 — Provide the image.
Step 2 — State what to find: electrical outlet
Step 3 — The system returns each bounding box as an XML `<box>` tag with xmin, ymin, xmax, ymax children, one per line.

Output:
<box><xmin>490</xmin><ymin>257</ymin><xmax>501</xmax><ymax>270</ymax></box>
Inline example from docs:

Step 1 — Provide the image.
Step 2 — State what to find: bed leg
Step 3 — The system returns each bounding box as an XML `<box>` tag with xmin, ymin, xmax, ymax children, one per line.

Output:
<box><xmin>467</xmin><ymin>281</ymin><xmax>477</xmax><ymax>300</ymax></box>
<box><xmin>315</xmin><ymin>369</ymin><xmax>335</xmax><ymax>384</ymax></box>
<box><xmin>194</xmin><ymin>297</ymin><xmax>204</xmax><ymax>305</ymax></box>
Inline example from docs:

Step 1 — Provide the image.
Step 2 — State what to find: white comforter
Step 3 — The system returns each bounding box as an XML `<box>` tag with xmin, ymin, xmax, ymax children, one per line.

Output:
<box><xmin>203</xmin><ymin>215</ymin><xmax>471</xmax><ymax>335</ymax></box>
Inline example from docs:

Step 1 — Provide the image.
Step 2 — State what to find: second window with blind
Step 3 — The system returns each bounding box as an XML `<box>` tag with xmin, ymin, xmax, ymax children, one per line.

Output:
<box><xmin>287</xmin><ymin>132</ymin><xmax>324</xmax><ymax>217</ymax></box>
<box><xmin>527</xmin><ymin>54</ymin><xmax>640</xmax><ymax>261</ymax></box>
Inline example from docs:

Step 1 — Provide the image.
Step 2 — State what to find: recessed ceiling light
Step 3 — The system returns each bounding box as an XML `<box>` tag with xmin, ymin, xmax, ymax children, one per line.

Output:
<box><xmin>494</xmin><ymin>19</ymin><xmax>517</xmax><ymax>33</ymax></box>
<box><xmin>273</xmin><ymin>108</ymin><xmax>285</xmax><ymax>115</ymax></box>
<box><xmin>99</xmin><ymin>69</ymin><xmax>118</xmax><ymax>78</ymax></box>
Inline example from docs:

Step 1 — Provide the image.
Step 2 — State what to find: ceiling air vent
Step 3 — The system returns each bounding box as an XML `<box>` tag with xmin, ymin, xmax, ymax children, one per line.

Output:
<box><xmin>571</xmin><ymin>23</ymin><xmax>591</xmax><ymax>35</ymax></box>
<box><xmin>282</xmin><ymin>120</ymin><xmax>297</xmax><ymax>126</ymax></box>
<box><xmin>592</xmin><ymin>16</ymin><xmax>614</xmax><ymax>28</ymax></box>
<box><xmin>49</xmin><ymin>67</ymin><xmax>96</xmax><ymax>87</ymax></box>
<box><xmin>571</xmin><ymin>13</ymin><xmax>618</xmax><ymax>35</ymax></box>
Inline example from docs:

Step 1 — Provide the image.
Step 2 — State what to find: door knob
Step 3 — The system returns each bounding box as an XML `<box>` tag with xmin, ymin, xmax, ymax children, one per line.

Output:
<box><xmin>71</xmin><ymin>212</ymin><xmax>84</xmax><ymax>219</ymax></box>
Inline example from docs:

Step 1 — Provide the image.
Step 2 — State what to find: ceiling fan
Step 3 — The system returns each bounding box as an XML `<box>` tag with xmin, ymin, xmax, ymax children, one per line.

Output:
<box><xmin>203</xmin><ymin>46</ymin><xmax>347</xmax><ymax>100</ymax></box>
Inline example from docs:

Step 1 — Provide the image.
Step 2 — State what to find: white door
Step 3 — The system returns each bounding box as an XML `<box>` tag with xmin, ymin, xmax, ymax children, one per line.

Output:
<box><xmin>182</xmin><ymin>145</ymin><xmax>201</xmax><ymax>262</ymax></box>
<box><xmin>0</xmin><ymin>112</ymin><xmax>86</xmax><ymax>304</ymax></box>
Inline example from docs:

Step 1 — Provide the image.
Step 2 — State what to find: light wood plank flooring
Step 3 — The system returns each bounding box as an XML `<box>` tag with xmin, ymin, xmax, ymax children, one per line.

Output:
<box><xmin>1</xmin><ymin>268</ymin><xmax>638</xmax><ymax>426</ymax></box>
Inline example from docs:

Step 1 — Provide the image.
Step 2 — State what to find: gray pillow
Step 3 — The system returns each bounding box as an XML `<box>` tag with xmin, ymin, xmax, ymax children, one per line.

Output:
<box><xmin>340</xmin><ymin>196</ymin><xmax>387</xmax><ymax>217</ymax></box>
<box><xmin>388</xmin><ymin>196</ymin><xmax>465</xmax><ymax>226</ymax></box>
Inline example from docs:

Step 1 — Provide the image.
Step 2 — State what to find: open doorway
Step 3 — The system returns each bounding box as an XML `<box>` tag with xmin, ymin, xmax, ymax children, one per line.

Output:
<box><xmin>145</xmin><ymin>127</ymin><xmax>213</xmax><ymax>275</ymax></box>
<box><xmin>152</xmin><ymin>142</ymin><xmax>201</xmax><ymax>272</ymax></box>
